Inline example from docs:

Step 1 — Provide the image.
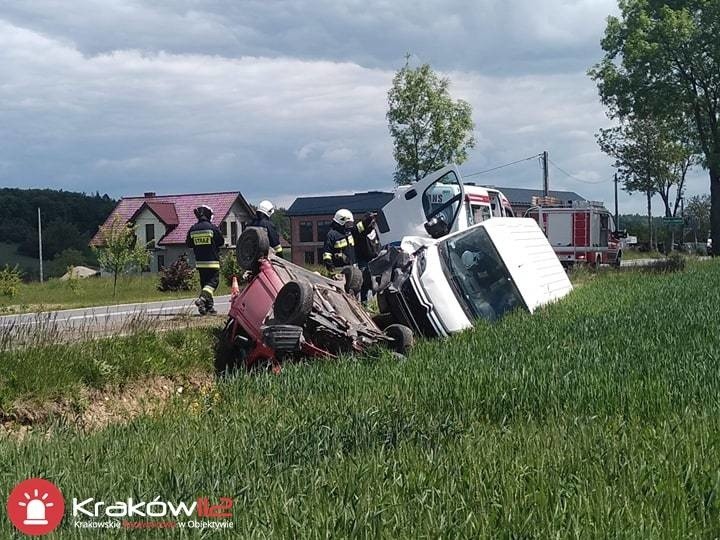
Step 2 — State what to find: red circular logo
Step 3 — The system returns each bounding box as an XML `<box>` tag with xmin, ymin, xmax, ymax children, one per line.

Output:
<box><xmin>6</xmin><ymin>478</ymin><xmax>65</xmax><ymax>536</ymax></box>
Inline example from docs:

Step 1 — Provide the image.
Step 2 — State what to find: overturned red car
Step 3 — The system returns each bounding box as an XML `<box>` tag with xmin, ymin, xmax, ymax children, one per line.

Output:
<box><xmin>214</xmin><ymin>227</ymin><xmax>414</xmax><ymax>373</ymax></box>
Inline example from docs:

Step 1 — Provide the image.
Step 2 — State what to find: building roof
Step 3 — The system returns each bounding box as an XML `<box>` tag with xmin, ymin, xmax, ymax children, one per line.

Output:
<box><xmin>287</xmin><ymin>191</ymin><xmax>394</xmax><ymax>217</ymax></box>
<box><xmin>91</xmin><ymin>191</ymin><xmax>253</xmax><ymax>246</ymax></box>
<box><xmin>286</xmin><ymin>187</ymin><xmax>585</xmax><ymax>217</ymax></box>
<box><xmin>489</xmin><ymin>186</ymin><xmax>586</xmax><ymax>206</ymax></box>
<box><xmin>130</xmin><ymin>201</ymin><xmax>179</xmax><ymax>226</ymax></box>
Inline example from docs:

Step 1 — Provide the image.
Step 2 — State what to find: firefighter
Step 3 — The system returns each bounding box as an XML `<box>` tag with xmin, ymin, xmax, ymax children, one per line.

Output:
<box><xmin>352</xmin><ymin>213</ymin><xmax>380</xmax><ymax>303</ymax></box>
<box><xmin>186</xmin><ymin>205</ymin><xmax>224</xmax><ymax>315</ymax></box>
<box><xmin>323</xmin><ymin>209</ymin><xmax>376</xmax><ymax>275</ymax></box>
<box><xmin>249</xmin><ymin>200</ymin><xmax>284</xmax><ymax>258</ymax></box>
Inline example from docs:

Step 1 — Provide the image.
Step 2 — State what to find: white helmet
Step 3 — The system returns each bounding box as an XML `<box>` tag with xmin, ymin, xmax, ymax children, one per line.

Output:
<box><xmin>333</xmin><ymin>208</ymin><xmax>354</xmax><ymax>227</ymax></box>
<box><xmin>257</xmin><ymin>200</ymin><xmax>275</xmax><ymax>217</ymax></box>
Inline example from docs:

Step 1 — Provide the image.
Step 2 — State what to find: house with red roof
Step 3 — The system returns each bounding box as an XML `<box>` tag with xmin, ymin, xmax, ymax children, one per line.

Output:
<box><xmin>91</xmin><ymin>190</ymin><xmax>254</xmax><ymax>272</ymax></box>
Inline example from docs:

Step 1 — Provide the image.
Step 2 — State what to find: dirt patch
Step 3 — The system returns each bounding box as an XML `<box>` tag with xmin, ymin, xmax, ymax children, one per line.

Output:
<box><xmin>0</xmin><ymin>372</ymin><xmax>214</xmax><ymax>440</ymax></box>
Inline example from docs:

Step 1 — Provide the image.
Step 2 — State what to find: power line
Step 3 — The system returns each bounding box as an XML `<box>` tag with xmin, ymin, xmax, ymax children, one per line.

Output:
<box><xmin>464</xmin><ymin>154</ymin><xmax>543</xmax><ymax>178</ymax></box>
<box><xmin>547</xmin><ymin>158</ymin><xmax>611</xmax><ymax>185</ymax></box>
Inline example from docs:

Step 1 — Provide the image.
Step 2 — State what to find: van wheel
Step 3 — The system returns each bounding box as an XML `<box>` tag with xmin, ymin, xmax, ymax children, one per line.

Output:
<box><xmin>384</xmin><ymin>324</ymin><xmax>414</xmax><ymax>355</ymax></box>
<box><xmin>237</xmin><ymin>227</ymin><xmax>270</xmax><ymax>271</ymax></box>
<box><xmin>274</xmin><ymin>280</ymin><xmax>314</xmax><ymax>325</ymax></box>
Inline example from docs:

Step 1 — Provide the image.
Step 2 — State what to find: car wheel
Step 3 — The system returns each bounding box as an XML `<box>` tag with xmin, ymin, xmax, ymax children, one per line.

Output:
<box><xmin>215</xmin><ymin>318</ymin><xmax>240</xmax><ymax>376</ymax></box>
<box><xmin>384</xmin><ymin>324</ymin><xmax>414</xmax><ymax>355</ymax></box>
<box><xmin>236</xmin><ymin>227</ymin><xmax>270</xmax><ymax>271</ymax></box>
<box><xmin>341</xmin><ymin>265</ymin><xmax>363</xmax><ymax>294</ymax></box>
<box><xmin>274</xmin><ymin>280</ymin><xmax>314</xmax><ymax>325</ymax></box>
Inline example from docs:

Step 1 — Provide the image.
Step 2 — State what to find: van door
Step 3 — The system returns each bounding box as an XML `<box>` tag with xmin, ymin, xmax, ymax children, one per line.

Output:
<box><xmin>377</xmin><ymin>164</ymin><xmax>465</xmax><ymax>245</ymax></box>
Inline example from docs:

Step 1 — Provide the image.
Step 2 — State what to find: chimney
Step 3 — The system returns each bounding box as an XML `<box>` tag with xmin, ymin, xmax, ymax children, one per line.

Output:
<box><xmin>144</xmin><ymin>192</ymin><xmax>156</xmax><ymax>198</ymax></box>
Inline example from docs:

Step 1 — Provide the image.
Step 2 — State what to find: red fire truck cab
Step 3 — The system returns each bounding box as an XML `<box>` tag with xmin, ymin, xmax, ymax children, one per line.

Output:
<box><xmin>525</xmin><ymin>201</ymin><xmax>625</xmax><ymax>268</ymax></box>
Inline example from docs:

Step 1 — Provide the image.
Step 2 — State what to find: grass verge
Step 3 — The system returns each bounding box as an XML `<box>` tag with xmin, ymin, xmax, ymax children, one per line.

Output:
<box><xmin>0</xmin><ymin>274</ymin><xmax>207</xmax><ymax>315</ymax></box>
<box><xmin>1</xmin><ymin>261</ymin><xmax>719</xmax><ymax>537</ymax></box>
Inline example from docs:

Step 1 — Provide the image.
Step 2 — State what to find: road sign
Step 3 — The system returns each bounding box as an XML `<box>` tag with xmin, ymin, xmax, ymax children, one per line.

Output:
<box><xmin>662</xmin><ymin>217</ymin><xmax>684</xmax><ymax>225</ymax></box>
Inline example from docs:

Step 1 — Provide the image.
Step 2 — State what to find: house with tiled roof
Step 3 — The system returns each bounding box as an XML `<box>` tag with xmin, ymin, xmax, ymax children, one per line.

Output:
<box><xmin>286</xmin><ymin>191</ymin><xmax>393</xmax><ymax>266</ymax></box>
<box><xmin>91</xmin><ymin>191</ymin><xmax>254</xmax><ymax>272</ymax></box>
<box><xmin>286</xmin><ymin>186</ymin><xmax>587</xmax><ymax>266</ymax></box>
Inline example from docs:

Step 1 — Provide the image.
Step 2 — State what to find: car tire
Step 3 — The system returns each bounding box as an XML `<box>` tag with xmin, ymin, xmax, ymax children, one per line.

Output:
<box><xmin>384</xmin><ymin>324</ymin><xmax>414</xmax><ymax>355</ymax></box>
<box><xmin>274</xmin><ymin>280</ymin><xmax>314</xmax><ymax>325</ymax></box>
<box><xmin>236</xmin><ymin>227</ymin><xmax>270</xmax><ymax>271</ymax></box>
<box><xmin>341</xmin><ymin>265</ymin><xmax>363</xmax><ymax>294</ymax></box>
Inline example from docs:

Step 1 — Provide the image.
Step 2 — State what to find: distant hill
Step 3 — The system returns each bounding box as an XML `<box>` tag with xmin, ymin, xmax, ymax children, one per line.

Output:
<box><xmin>0</xmin><ymin>188</ymin><xmax>116</xmax><ymax>279</ymax></box>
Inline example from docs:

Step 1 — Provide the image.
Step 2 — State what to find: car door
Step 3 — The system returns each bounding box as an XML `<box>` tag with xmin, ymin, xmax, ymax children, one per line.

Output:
<box><xmin>376</xmin><ymin>164</ymin><xmax>466</xmax><ymax>245</ymax></box>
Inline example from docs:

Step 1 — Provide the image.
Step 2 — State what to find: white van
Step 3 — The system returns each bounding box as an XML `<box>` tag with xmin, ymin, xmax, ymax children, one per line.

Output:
<box><xmin>370</xmin><ymin>217</ymin><xmax>573</xmax><ymax>337</ymax></box>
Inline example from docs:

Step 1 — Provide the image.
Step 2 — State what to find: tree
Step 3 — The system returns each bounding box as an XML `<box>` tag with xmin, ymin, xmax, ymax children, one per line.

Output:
<box><xmin>92</xmin><ymin>216</ymin><xmax>150</xmax><ymax>296</ymax></box>
<box><xmin>270</xmin><ymin>207</ymin><xmax>290</xmax><ymax>242</ymax></box>
<box><xmin>597</xmin><ymin>116</ymin><xmax>698</xmax><ymax>248</ymax></box>
<box><xmin>387</xmin><ymin>57</ymin><xmax>475</xmax><ymax>185</ymax></box>
<box><xmin>685</xmin><ymin>194</ymin><xmax>711</xmax><ymax>242</ymax></box>
<box><xmin>590</xmin><ymin>0</ymin><xmax>720</xmax><ymax>254</ymax></box>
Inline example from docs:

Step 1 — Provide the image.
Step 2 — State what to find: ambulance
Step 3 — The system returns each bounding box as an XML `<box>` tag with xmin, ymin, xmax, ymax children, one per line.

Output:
<box><xmin>375</xmin><ymin>164</ymin><xmax>514</xmax><ymax>245</ymax></box>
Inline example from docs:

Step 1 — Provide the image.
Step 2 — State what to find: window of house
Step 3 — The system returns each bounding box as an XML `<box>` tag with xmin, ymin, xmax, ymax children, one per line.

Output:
<box><xmin>299</xmin><ymin>221</ymin><xmax>314</xmax><ymax>243</ymax></box>
<box><xmin>231</xmin><ymin>221</ymin><xmax>238</xmax><ymax>245</ymax></box>
<box><xmin>221</xmin><ymin>221</ymin><xmax>228</xmax><ymax>238</ymax></box>
<box><xmin>157</xmin><ymin>255</ymin><xmax>165</xmax><ymax>269</ymax></box>
<box><xmin>304</xmin><ymin>251</ymin><xmax>315</xmax><ymax>265</ymax></box>
<box><xmin>145</xmin><ymin>224</ymin><xmax>155</xmax><ymax>247</ymax></box>
<box><xmin>316</xmin><ymin>220</ymin><xmax>332</xmax><ymax>241</ymax></box>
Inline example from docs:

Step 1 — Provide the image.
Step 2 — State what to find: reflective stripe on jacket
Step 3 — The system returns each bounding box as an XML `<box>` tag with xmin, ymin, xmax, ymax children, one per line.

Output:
<box><xmin>186</xmin><ymin>218</ymin><xmax>224</xmax><ymax>269</ymax></box>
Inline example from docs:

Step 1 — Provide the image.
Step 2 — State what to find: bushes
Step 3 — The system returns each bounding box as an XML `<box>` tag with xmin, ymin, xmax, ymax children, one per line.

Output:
<box><xmin>157</xmin><ymin>255</ymin><xmax>194</xmax><ymax>291</ymax></box>
<box><xmin>220</xmin><ymin>251</ymin><xmax>240</xmax><ymax>286</ymax></box>
<box><xmin>0</xmin><ymin>265</ymin><xmax>22</xmax><ymax>297</ymax></box>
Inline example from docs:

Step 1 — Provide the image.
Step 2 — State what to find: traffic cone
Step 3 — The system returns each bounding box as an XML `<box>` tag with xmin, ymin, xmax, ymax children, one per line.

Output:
<box><xmin>231</xmin><ymin>275</ymin><xmax>240</xmax><ymax>297</ymax></box>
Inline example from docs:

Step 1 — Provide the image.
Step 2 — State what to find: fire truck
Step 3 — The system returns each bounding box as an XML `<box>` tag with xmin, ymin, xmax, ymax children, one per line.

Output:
<box><xmin>525</xmin><ymin>199</ymin><xmax>625</xmax><ymax>267</ymax></box>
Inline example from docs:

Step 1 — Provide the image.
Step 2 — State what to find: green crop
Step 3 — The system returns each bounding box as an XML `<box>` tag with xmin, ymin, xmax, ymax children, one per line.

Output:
<box><xmin>1</xmin><ymin>261</ymin><xmax>719</xmax><ymax>538</ymax></box>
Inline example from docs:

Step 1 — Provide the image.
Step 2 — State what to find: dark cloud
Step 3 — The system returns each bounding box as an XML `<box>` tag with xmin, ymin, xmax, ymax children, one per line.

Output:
<box><xmin>1</xmin><ymin>0</ymin><xmax>615</xmax><ymax>74</ymax></box>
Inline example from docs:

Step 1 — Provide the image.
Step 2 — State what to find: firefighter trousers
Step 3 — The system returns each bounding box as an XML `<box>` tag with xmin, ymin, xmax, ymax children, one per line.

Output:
<box><xmin>197</xmin><ymin>268</ymin><xmax>219</xmax><ymax>307</ymax></box>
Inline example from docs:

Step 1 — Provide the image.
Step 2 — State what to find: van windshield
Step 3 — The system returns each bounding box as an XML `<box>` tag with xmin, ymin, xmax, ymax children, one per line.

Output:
<box><xmin>437</xmin><ymin>226</ymin><xmax>525</xmax><ymax>321</ymax></box>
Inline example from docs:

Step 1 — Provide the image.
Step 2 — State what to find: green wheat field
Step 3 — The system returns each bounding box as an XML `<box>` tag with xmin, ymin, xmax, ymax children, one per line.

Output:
<box><xmin>1</xmin><ymin>261</ymin><xmax>719</xmax><ymax>538</ymax></box>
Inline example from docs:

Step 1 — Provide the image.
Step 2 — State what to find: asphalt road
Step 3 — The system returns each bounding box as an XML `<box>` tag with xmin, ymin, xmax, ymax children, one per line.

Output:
<box><xmin>0</xmin><ymin>295</ymin><xmax>231</xmax><ymax>344</ymax></box>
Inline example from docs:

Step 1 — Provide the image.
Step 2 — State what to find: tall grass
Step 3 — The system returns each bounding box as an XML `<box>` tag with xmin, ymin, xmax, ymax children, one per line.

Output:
<box><xmin>1</xmin><ymin>261</ymin><xmax>719</xmax><ymax>537</ymax></box>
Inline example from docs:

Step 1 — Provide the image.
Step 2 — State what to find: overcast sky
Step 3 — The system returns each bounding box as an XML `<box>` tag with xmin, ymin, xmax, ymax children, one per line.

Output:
<box><xmin>0</xmin><ymin>0</ymin><xmax>709</xmax><ymax>214</ymax></box>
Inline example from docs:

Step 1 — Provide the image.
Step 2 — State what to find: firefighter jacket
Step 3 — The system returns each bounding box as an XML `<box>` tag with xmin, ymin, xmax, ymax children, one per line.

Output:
<box><xmin>249</xmin><ymin>213</ymin><xmax>283</xmax><ymax>255</ymax></box>
<box><xmin>323</xmin><ymin>215</ymin><xmax>374</xmax><ymax>270</ymax></box>
<box><xmin>186</xmin><ymin>218</ymin><xmax>224</xmax><ymax>269</ymax></box>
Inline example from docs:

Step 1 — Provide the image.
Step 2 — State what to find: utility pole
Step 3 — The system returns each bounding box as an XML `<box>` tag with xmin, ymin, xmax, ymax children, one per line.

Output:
<box><xmin>614</xmin><ymin>173</ymin><xmax>619</xmax><ymax>229</ymax></box>
<box><xmin>542</xmin><ymin>151</ymin><xmax>549</xmax><ymax>197</ymax></box>
<box><xmin>38</xmin><ymin>207</ymin><xmax>44</xmax><ymax>283</ymax></box>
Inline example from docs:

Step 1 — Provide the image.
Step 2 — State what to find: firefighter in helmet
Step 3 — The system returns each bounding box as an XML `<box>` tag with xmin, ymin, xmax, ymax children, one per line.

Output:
<box><xmin>323</xmin><ymin>209</ymin><xmax>376</xmax><ymax>275</ymax></box>
<box><xmin>249</xmin><ymin>200</ymin><xmax>284</xmax><ymax>258</ymax></box>
<box><xmin>186</xmin><ymin>205</ymin><xmax>224</xmax><ymax>315</ymax></box>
